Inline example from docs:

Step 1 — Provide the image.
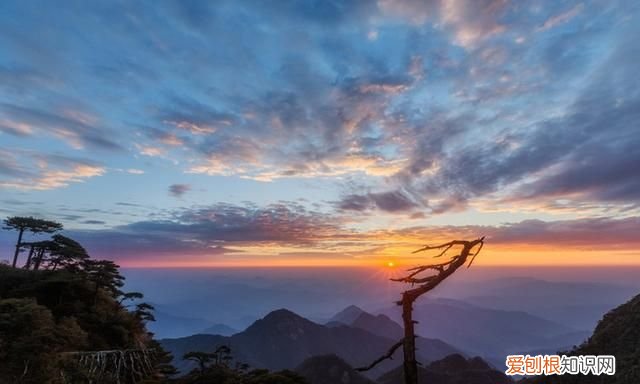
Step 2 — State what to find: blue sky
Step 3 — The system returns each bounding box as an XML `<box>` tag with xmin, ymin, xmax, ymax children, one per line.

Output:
<box><xmin>1</xmin><ymin>0</ymin><xmax>639</xmax><ymax>266</ymax></box>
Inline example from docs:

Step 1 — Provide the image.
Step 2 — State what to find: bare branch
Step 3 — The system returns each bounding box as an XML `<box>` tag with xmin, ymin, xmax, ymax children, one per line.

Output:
<box><xmin>411</xmin><ymin>240</ymin><xmax>471</xmax><ymax>254</ymax></box>
<box><xmin>467</xmin><ymin>241</ymin><xmax>484</xmax><ymax>268</ymax></box>
<box><xmin>356</xmin><ymin>339</ymin><xmax>404</xmax><ymax>372</ymax></box>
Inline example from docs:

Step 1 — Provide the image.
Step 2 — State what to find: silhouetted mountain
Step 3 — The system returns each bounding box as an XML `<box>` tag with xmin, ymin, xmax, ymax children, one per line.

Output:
<box><xmin>330</xmin><ymin>305</ymin><xmax>366</xmax><ymax>324</ymax></box>
<box><xmin>228</xmin><ymin>308</ymin><xmax>403</xmax><ymax>377</ymax></box>
<box><xmin>524</xmin><ymin>293</ymin><xmax>640</xmax><ymax>384</ymax></box>
<box><xmin>327</xmin><ymin>306</ymin><xmax>464</xmax><ymax>361</ymax></box>
<box><xmin>200</xmin><ymin>323</ymin><xmax>238</xmax><ymax>336</ymax></box>
<box><xmin>161</xmin><ymin>308</ymin><xmax>459</xmax><ymax>378</ymax></box>
<box><xmin>378</xmin><ymin>354</ymin><xmax>513</xmax><ymax>384</ymax></box>
<box><xmin>296</xmin><ymin>354</ymin><xmax>375</xmax><ymax>384</ymax></box>
<box><xmin>351</xmin><ymin>312</ymin><xmax>403</xmax><ymax>340</ymax></box>
<box><xmin>380</xmin><ymin>298</ymin><xmax>584</xmax><ymax>358</ymax></box>
<box><xmin>330</xmin><ymin>305</ymin><xmax>463</xmax><ymax>361</ymax></box>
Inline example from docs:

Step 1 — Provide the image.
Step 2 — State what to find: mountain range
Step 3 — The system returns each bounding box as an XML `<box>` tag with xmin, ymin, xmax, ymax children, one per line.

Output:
<box><xmin>378</xmin><ymin>297</ymin><xmax>590</xmax><ymax>360</ymax></box>
<box><xmin>161</xmin><ymin>307</ymin><xmax>459</xmax><ymax>378</ymax></box>
<box><xmin>161</xmin><ymin>290</ymin><xmax>640</xmax><ymax>383</ymax></box>
<box><xmin>327</xmin><ymin>305</ymin><xmax>463</xmax><ymax>362</ymax></box>
<box><xmin>455</xmin><ymin>278</ymin><xmax>638</xmax><ymax>330</ymax></box>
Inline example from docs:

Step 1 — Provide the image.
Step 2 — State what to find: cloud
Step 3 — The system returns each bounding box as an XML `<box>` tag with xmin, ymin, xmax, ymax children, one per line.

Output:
<box><xmin>338</xmin><ymin>189</ymin><xmax>422</xmax><ymax>213</ymax></box>
<box><xmin>377</xmin><ymin>0</ymin><xmax>439</xmax><ymax>25</ymax></box>
<box><xmin>362</xmin><ymin>19</ymin><xmax>640</xmax><ymax>216</ymax></box>
<box><xmin>135</xmin><ymin>144</ymin><xmax>166</xmax><ymax>157</ymax></box>
<box><xmin>168</xmin><ymin>183</ymin><xmax>191</xmax><ymax>198</ymax></box>
<box><xmin>381</xmin><ymin>216</ymin><xmax>640</xmax><ymax>250</ymax></box>
<box><xmin>160</xmin><ymin>98</ymin><xmax>234</xmax><ymax>135</ymax></box>
<box><xmin>0</xmin><ymin>118</ymin><xmax>32</xmax><ymax>136</ymax></box>
<box><xmin>0</xmin><ymin>150</ymin><xmax>105</xmax><ymax>190</ymax></box>
<box><xmin>537</xmin><ymin>3</ymin><xmax>584</xmax><ymax>32</ymax></box>
<box><xmin>440</xmin><ymin>0</ymin><xmax>508</xmax><ymax>48</ymax></box>
<box><xmin>487</xmin><ymin>217</ymin><xmax>640</xmax><ymax>248</ymax></box>
<box><xmin>0</xmin><ymin>103</ymin><xmax>121</xmax><ymax>151</ymax></box>
<box><xmin>82</xmin><ymin>220</ymin><xmax>106</xmax><ymax>225</ymax></box>
<box><xmin>378</xmin><ymin>0</ymin><xmax>508</xmax><ymax>48</ymax></box>
<box><xmin>1</xmin><ymin>0</ymin><xmax>637</xmax><ymax>224</ymax></box>
<box><xmin>68</xmin><ymin>202</ymin><xmax>347</xmax><ymax>260</ymax></box>
<box><xmin>60</xmin><ymin>202</ymin><xmax>640</xmax><ymax>264</ymax></box>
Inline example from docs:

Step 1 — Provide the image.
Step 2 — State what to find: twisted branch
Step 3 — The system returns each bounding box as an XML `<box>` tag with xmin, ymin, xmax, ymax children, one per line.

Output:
<box><xmin>356</xmin><ymin>339</ymin><xmax>404</xmax><ymax>372</ymax></box>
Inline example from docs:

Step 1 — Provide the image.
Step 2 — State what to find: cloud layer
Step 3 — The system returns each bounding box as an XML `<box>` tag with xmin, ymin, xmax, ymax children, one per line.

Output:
<box><xmin>0</xmin><ymin>1</ymin><xmax>639</xmax><ymax>265</ymax></box>
<box><xmin>36</xmin><ymin>201</ymin><xmax>637</xmax><ymax>265</ymax></box>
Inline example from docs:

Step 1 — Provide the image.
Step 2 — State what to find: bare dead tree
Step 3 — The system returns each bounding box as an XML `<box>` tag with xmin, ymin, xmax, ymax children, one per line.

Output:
<box><xmin>357</xmin><ymin>236</ymin><xmax>485</xmax><ymax>384</ymax></box>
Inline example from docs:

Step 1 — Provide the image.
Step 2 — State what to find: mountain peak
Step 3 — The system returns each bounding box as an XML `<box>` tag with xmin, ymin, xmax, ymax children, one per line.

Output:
<box><xmin>351</xmin><ymin>312</ymin><xmax>404</xmax><ymax>339</ymax></box>
<box><xmin>329</xmin><ymin>305</ymin><xmax>366</xmax><ymax>324</ymax></box>
<box><xmin>242</xmin><ymin>308</ymin><xmax>319</xmax><ymax>341</ymax></box>
<box><xmin>263</xmin><ymin>308</ymin><xmax>304</xmax><ymax>321</ymax></box>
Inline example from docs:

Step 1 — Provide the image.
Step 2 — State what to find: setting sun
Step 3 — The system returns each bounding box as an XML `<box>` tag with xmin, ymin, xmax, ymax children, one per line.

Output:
<box><xmin>387</xmin><ymin>261</ymin><xmax>396</xmax><ymax>268</ymax></box>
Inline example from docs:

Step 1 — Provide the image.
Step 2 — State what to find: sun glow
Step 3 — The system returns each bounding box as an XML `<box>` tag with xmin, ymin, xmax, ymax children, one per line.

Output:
<box><xmin>387</xmin><ymin>261</ymin><xmax>396</xmax><ymax>268</ymax></box>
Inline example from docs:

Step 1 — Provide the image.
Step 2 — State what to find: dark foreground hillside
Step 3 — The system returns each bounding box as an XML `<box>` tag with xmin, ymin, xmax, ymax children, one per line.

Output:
<box><xmin>0</xmin><ymin>264</ymin><xmax>173</xmax><ymax>383</ymax></box>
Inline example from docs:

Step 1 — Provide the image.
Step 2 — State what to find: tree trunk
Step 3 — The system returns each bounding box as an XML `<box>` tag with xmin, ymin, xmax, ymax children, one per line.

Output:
<box><xmin>11</xmin><ymin>228</ymin><xmax>24</xmax><ymax>268</ymax></box>
<box><xmin>402</xmin><ymin>292</ymin><xmax>418</xmax><ymax>384</ymax></box>
<box><xmin>33</xmin><ymin>249</ymin><xmax>44</xmax><ymax>271</ymax></box>
<box><xmin>24</xmin><ymin>245</ymin><xmax>35</xmax><ymax>269</ymax></box>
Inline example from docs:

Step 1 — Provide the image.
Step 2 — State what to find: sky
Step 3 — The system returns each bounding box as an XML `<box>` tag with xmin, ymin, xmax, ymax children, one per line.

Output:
<box><xmin>1</xmin><ymin>0</ymin><xmax>639</xmax><ymax>267</ymax></box>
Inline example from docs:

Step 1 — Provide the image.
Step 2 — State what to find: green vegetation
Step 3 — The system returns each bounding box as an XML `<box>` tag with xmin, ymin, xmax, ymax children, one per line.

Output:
<box><xmin>4</xmin><ymin>216</ymin><xmax>63</xmax><ymax>268</ymax></box>
<box><xmin>0</xmin><ymin>216</ymin><xmax>173</xmax><ymax>383</ymax></box>
<box><xmin>0</xmin><ymin>216</ymin><xmax>308</xmax><ymax>383</ymax></box>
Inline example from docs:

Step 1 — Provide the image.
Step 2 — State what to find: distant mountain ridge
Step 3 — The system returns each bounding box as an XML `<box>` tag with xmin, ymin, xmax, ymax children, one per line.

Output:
<box><xmin>328</xmin><ymin>305</ymin><xmax>463</xmax><ymax>362</ymax></box>
<box><xmin>330</xmin><ymin>305</ymin><xmax>367</xmax><ymax>324</ymax></box>
<box><xmin>161</xmin><ymin>307</ymin><xmax>459</xmax><ymax>378</ymax></box>
<box><xmin>377</xmin><ymin>354</ymin><xmax>513</xmax><ymax>384</ymax></box>
<box><xmin>379</xmin><ymin>297</ymin><xmax>588</xmax><ymax>358</ymax></box>
<box><xmin>458</xmin><ymin>278</ymin><xmax>638</xmax><ymax>330</ymax></box>
<box><xmin>352</xmin><ymin>312</ymin><xmax>404</xmax><ymax>340</ymax></box>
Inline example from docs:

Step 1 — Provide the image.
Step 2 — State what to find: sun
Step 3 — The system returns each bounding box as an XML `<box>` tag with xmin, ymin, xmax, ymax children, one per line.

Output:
<box><xmin>387</xmin><ymin>261</ymin><xmax>396</xmax><ymax>268</ymax></box>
